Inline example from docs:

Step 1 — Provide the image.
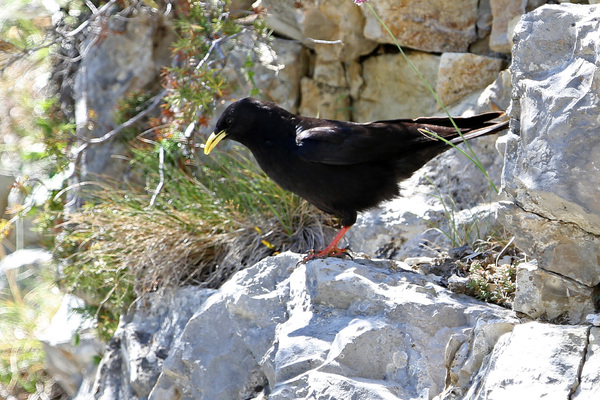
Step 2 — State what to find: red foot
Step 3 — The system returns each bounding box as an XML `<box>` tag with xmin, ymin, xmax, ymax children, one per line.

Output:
<box><xmin>303</xmin><ymin>246</ymin><xmax>349</xmax><ymax>262</ymax></box>
<box><xmin>302</xmin><ymin>225</ymin><xmax>352</xmax><ymax>262</ymax></box>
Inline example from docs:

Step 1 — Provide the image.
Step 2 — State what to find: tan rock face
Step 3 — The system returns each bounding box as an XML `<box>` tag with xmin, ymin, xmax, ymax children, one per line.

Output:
<box><xmin>436</xmin><ymin>53</ymin><xmax>504</xmax><ymax>108</ymax></box>
<box><xmin>361</xmin><ymin>0</ymin><xmax>480</xmax><ymax>52</ymax></box>
<box><xmin>353</xmin><ymin>51</ymin><xmax>441</xmax><ymax>121</ymax></box>
<box><xmin>489</xmin><ymin>0</ymin><xmax>528</xmax><ymax>53</ymax></box>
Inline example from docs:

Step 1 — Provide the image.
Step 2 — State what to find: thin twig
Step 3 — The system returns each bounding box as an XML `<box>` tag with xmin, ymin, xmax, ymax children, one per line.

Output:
<box><xmin>74</xmin><ymin>89</ymin><xmax>167</xmax><ymax>156</ymax></box>
<box><xmin>149</xmin><ymin>145</ymin><xmax>165</xmax><ymax>207</ymax></box>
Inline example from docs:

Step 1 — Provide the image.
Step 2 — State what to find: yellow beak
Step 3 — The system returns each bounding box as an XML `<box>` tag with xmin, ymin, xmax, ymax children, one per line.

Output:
<box><xmin>204</xmin><ymin>130</ymin><xmax>227</xmax><ymax>155</ymax></box>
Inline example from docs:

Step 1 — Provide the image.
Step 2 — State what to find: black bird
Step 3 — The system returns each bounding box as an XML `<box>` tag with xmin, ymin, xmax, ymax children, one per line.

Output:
<box><xmin>204</xmin><ymin>97</ymin><xmax>508</xmax><ymax>260</ymax></box>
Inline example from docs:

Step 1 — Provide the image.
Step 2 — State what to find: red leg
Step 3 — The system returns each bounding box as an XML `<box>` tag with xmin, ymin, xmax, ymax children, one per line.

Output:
<box><xmin>303</xmin><ymin>225</ymin><xmax>352</xmax><ymax>261</ymax></box>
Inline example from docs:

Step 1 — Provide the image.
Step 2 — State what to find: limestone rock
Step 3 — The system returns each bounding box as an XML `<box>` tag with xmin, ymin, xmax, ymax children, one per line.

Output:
<box><xmin>354</xmin><ymin>51</ymin><xmax>440</xmax><ymax>121</ymax></box>
<box><xmin>362</xmin><ymin>0</ymin><xmax>479</xmax><ymax>52</ymax></box>
<box><xmin>461</xmin><ymin>322</ymin><xmax>589</xmax><ymax>400</ymax></box>
<box><xmin>504</xmin><ymin>3</ymin><xmax>600</xmax><ymax>235</ymax></box>
<box><xmin>73</xmin><ymin>252</ymin><xmax>600</xmax><ymax>399</ymax></box>
<box><xmin>72</xmin><ymin>8</ymin><xmax>175</xmax><ymax>192</ymax></box>
<box><xmin>436</xmin><ymin>53</ymin><xmax>503</xmax><ymax>108</ymax></box>
<box><xmin>512</xmin><ymin>261</ymin><xmax>596</xmax><ymax>324</ymax></box>
<box><xmin>72</xmin><ymin>287</ymin><xmax>212</xmax><ymax>400</ymax></box>
<box><xmin>70</xmin><ymin>253</ymin><xmax>517</xmax><ymax>400</ymax></box>
<box><xmin>573</xmin><ymin>328</ymin><xmax>600</xmax><ymax>400</ymax></box>
<box><xmin>261</xmin><ymin>0</ymin><xmax>377</xmax><ymax>62</ymax></box>
<box><xmin>498</xmin><ymin>202</ymin><xmax>600</xmax><ymax>287</ymax></box>
<box><xmin>500</xmin><ymin>4</ymin><xmax>600</xmax><ymax>320</ymax></box>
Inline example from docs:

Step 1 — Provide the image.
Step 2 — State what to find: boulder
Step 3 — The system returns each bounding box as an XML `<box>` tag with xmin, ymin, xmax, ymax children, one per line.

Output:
<box><xmin>72</xmin><ymin>253</ymin><xmax>600</xmax><ymax>399</ymax></box>
<box><xmin>458</xmin><ymin>322</ymin><xmax>590</xmax><ymax>400</ymax></box>
<box><xmin>500</xmin><ymin>3</ymin><xmax>600</xmax><ymax>322</ymax></box>
<box><xmin>512</xmin><ymin>260</ymin><xmax>596</xmax><ymax>323</ymax></box>
<box><xmin>72</xmin><ymin>287</ymin><xmax>213</xmax><ymax>400</ymax></box>
<box><xmin>72</xmin><ymin>8</ymin><xmax>175</xmax><ymax>190</ymax></box>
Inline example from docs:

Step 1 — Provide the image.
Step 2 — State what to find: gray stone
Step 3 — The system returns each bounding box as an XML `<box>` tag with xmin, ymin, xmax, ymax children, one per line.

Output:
<box><xmin>73</xmin><ymin>252</ymin><xmax>600</xmax><ymax>399</ymax></box>
<box><xmin>504</xmin><ymin>4</ymin><xmax>600</xmax><ymax>236</ymax></box>
<box><xmin>512</xmin><ymin>261</ymin><xmax>596</xmax><ymax>324</ymax></box>
<box><xmin>461</xmin><ymin>322</ymin><xmax>589</xmax><ymax>400</ymax></box>
<box><xmin>73</xmin><ymin>287</ymin><xmax>212</xmax><ymax>400</ymax></box>
<box><xmin>146</xmin><ymin>253</ymin><xmax>515</xmax><ymax>400</ymax></box>
<box><xmin>498</xmin><ymin>202</ymin><xmax>600</xmax><ymax>287</ymax></box>
<box><xmin>438</xmin><ymin>318</ymin><xmax>516</xmax><ymax>399</ymax></box>
<box><xmin>499</xmin><ymin>4</ymin><xmax>600</xmax><ymax>321</ymax></box>
<box><xmin>72</xmin><ymin>8</ymin><xmax>175</xmax><ymax>193</ymax></box>
<box><xmin>361</xmin><ymin>0</ymin><xmax>480</xmax><ymax>53</ymax></box>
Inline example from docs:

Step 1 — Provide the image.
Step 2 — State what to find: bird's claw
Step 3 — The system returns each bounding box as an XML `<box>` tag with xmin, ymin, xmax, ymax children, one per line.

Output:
<box><xmin>302</xmin><ymin>246</ymin><xmax>350</xmax><ymax>262</ymax></box>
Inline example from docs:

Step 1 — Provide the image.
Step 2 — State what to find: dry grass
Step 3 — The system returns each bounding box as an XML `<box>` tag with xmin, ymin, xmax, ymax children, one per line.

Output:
<box><xmin>54</xmin><ymin>147</ymin><xmax>334</xmax><ymax>334</ymax></box>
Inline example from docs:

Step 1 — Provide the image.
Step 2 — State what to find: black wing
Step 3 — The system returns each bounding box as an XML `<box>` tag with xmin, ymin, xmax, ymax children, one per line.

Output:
<box><xmin>295</xmin><ymin>112</ymin><xmax>505</xmax><ymax>165</ymax></box>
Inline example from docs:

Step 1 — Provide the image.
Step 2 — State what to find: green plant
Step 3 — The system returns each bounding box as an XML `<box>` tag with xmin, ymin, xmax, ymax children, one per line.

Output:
<box><xmin>422</xmin><ymin>176</ymin><xmax>497</xmax><ymax>248</ymax></box>
<box><xmin>452</xmin><ymin>233</ymin><xmax>521</xmax><ymax>307</ymax></box>
<box><xmin>160</xmin><ymin>0</ymin><xmax>243</xmax><ymax>138</ymax></box>
<box><xmin>0</xmin><ymin>280</ymin><xmax>63</xmax><ymax>397</ymax></box>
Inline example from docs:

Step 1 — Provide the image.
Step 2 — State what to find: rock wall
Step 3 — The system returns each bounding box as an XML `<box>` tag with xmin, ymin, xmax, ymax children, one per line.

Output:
<box><xmin>499</xmin><ymin>4</ymin><xmax>600</xmax><ymax>324</ymax></box>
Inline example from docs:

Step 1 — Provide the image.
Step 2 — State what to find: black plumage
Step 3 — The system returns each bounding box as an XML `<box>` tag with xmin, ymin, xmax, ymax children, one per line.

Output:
<box><xmin>204</xmin><ymin>97</ymin><xmax>508</xmax><ymax>259</ymax></box>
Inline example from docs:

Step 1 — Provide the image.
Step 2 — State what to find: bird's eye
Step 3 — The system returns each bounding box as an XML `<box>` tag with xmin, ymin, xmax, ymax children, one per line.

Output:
<box><xmin>226</xmin><ymin>117</ymin><xmax>234</xmax><ymax>126</ymax></box>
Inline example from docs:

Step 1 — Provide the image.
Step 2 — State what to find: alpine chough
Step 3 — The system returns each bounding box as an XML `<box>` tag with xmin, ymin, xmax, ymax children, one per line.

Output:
<box><xmin>204</xmin><ymin>97</ymin><xmax>508</xmax><ymax>260</ymax></box>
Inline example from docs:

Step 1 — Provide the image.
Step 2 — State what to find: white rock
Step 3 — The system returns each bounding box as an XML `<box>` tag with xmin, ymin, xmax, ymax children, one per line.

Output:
<box><xmin>504</xmin><ymin>4</ymin><xmax>600</xmax><ymax>236</ymax></box>
<box><xmin>500</xmin><ymin>4</ymin><xmax>600</xmax><ymax>320</ymax></box>
<box><xmin>461</xmin><ymin>322</ymin><xmax>589</xmax><ymax>400</ymax></box>
<box><xmin>573</xmin><ymin>327</ymin><xmax>600</xmax><ymax>399</ymax></box>
<box><xmin>148</xmin><ymin>253</ymin><xmax>515</xmax><ymax>399</ymax></box>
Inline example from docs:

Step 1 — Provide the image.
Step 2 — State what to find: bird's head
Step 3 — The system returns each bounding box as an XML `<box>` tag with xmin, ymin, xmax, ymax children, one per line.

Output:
<box><xmin>204</xmin><ymin>97</ymin><xmax>272</xmax><ymax>155</ymax></box>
